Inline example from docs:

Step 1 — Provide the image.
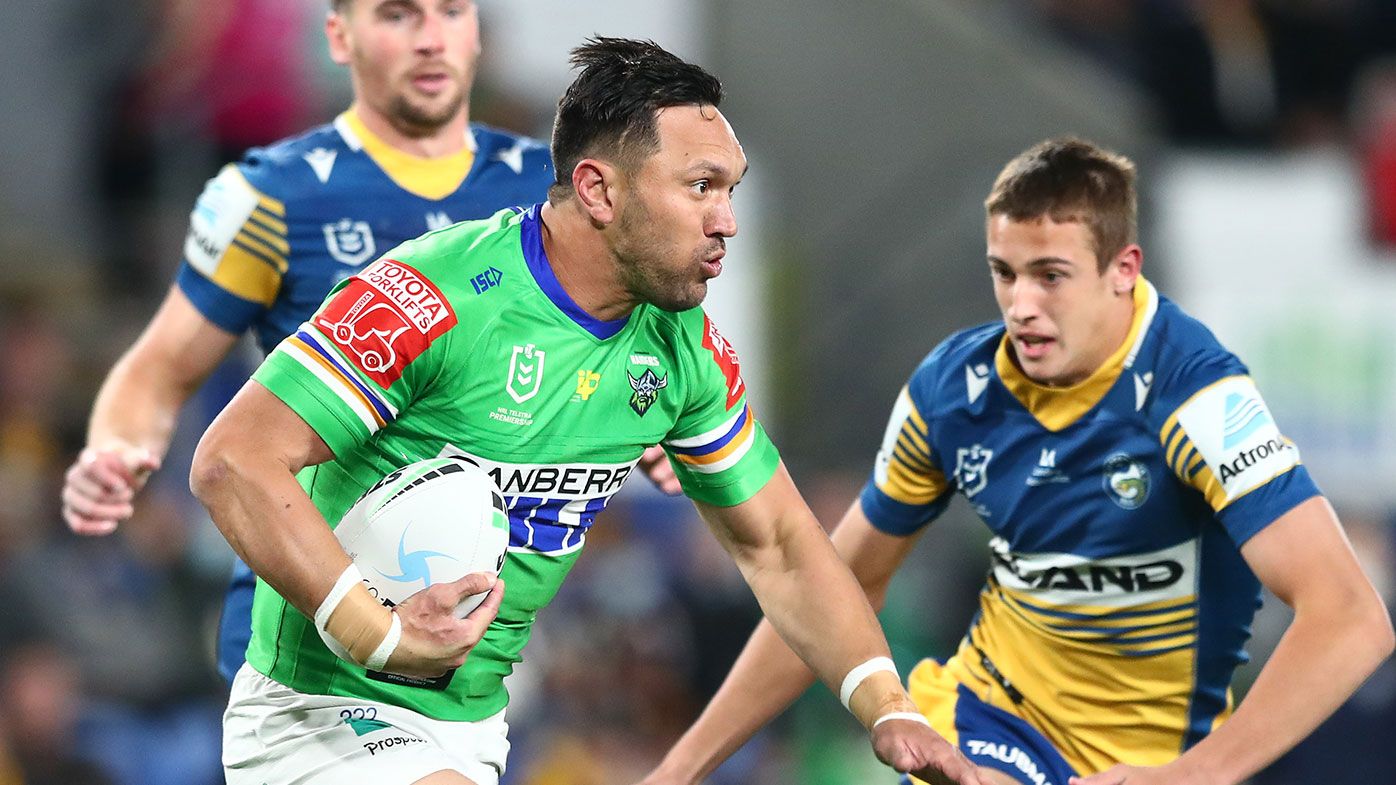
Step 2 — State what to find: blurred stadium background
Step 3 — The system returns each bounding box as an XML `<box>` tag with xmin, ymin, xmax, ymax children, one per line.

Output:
<box><xmin>1</xmin><ymin>1</ymin><xmax>1394</xmax><ymax>783</ymax></box>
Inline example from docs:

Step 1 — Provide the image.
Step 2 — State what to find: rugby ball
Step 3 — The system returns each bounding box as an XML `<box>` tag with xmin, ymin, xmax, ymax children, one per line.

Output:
<box><xmin>333</xmin><ymin>456</ymin><xmax>510</xmax><ymax>617</ymax></box>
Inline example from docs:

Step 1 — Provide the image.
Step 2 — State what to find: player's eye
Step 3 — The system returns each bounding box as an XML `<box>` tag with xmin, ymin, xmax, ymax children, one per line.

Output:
<box><xmin>691</xmin><ymin>180</ymin><xmax>710</xmax><ymax>195</ymax></box>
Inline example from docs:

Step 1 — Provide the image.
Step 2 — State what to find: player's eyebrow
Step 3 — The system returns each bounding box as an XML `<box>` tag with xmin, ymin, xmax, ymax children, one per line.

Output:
<box><xmin>685</xmin><ymin>160</ymin><xmax>749</xmax><ymax>182</ymax></box>
<box><xmin>986</xmin><ymin>255</ymin><xmax>1075</xmax><ymax>269</ymax></box>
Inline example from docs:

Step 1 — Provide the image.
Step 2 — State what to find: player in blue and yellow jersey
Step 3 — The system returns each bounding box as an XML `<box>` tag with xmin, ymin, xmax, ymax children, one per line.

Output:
<box><xmin>641</xmin><ymin>138</ymin><xmax>1393</xmax><ymax>785</ymax></box>
<box><xmin>60</xmin><ymin>0</ymin><xmax>672</xmax><ymax>684</ymax></box>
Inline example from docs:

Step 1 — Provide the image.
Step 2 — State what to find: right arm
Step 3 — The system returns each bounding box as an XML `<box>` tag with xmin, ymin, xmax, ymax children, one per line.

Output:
<box><xmin>646</xmin><ymin>501</ymin><xmax>925</xmax><ymax>784</ymax></box>
<box><xmin>63</xmin><ymin>286</ymin><xmax>239</xmax><ymax>534</ymax></box>
<box><xmin>189</xmin><ymin>381</ymin><xmax>502</xmax><ymax>677</ymax></box>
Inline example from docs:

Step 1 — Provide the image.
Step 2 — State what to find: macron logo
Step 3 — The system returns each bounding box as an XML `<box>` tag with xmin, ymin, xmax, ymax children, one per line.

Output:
<box><xmin>1223</xmin><ymin>392</ymin><xmax>1271</xmax><ymax>449</ymax></box>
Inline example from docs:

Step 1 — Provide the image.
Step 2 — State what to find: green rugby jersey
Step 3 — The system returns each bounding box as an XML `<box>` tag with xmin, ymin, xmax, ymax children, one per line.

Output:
<box><xmin>246</xmin><ymin>205</ymin><xmax>780</xmax><ymax>720</ymax></box>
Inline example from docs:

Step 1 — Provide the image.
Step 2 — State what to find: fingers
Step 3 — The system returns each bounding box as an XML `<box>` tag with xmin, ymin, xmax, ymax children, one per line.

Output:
<box><xmin>1070</xmin><ymin>768</ymin><xmax>1128</xmax><ymax>785</ymax></box>
<box><xmin>62</xmin><ymin>450</ymin><xmax>141</xmax><ymax>535</ymax></box>
<box><xmin>638</xmin><ymin>445</ymin><xmax>682</xmax><ymax>495</ymax></box>
<box><xmin>445</xmin><ymin>571</ymin><xmax>498</xmax><ymax>603</ymax></box>
<box><xmin>463</xmin><ymin>578</ymin><xmax>504</xmax><ymax>626</ymax></box>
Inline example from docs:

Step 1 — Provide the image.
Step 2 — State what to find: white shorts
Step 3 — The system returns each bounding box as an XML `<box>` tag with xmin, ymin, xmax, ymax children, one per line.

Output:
<box><xmin>223</xmin><ymin>663</ymin><xmax>509</xmax><ymax>785</ymax></box>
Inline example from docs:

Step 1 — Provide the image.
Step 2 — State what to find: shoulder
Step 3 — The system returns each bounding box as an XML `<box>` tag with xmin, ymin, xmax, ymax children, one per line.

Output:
<box><xmin>468</xmin><ymin>123</ymin><xmax>554</xmax><ymax>184</ymax></box>
<box><xmin>388</xmin><ymin>207</ymin><xmax>525</xmax><ymax>283</ymax></box>
<box><xmin>231</xmin><ymin>121</ymin><xmax>344</xmax><ymax>200</ymax></box>
<box><xmin>1141</xmin><ymin>294</ymin><xmax>1250</xmax><ymax>410</ymax></box>
<box><xmin>905</xmin><ymin>321</ymin><xmax>1003</xmax><ymax>413</ymax></box>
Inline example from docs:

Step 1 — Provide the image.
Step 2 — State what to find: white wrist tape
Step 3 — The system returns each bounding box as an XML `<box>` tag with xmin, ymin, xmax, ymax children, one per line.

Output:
<box><xmin>873</xmin><ymin>711</ymin><xmax>931</xmax><ymax>729</ymax></box>
<box><xmin>364</xmin><ymin>612</ymin><xmax>401</xmax><ymax>672</ymax></box>
<box><xmin>839</xmin><ymin>656</ymin><xmax>899</xmax><ymax>710</ymax></box>
<box><xmin>315</xmin><ymin>564</ymin><xmax>364</xmax><ymax>633</ymax></box>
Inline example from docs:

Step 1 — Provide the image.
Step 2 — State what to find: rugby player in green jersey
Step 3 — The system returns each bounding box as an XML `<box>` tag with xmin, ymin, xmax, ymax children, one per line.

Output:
<box><xmin>190</xmin><ymin>38</ymin><xmax>987</xmax><ymax>785</ymax></box>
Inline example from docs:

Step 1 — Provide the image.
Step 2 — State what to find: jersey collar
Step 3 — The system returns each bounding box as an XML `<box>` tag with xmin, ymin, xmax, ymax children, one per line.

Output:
<box><xmin>334</xmin><ymin>109</ymin><xmax>476</xmax><ymax>201</ymax></box>
<box><xmin>995</xmin><ymin>277</ymin><xmax>1159</xmax><ymax>431</ymax></box>
<box><xmin>519</xmin><ymin>205</ymin><xmax>630</xmax><ymax>340</ymax></box>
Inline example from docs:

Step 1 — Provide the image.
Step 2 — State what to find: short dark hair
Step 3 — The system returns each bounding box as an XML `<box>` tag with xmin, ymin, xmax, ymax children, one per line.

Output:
<box><xmin>549</xmin><ymin>37</ymin><xmax>723</xmax><ymax>200</ymax></box>
<box><xmin>985</xmin><ymin>137</ymin><xmax>1138</xmax><ymax>271</ymax></box>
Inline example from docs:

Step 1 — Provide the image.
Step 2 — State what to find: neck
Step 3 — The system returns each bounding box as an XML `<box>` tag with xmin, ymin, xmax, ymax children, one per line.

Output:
<box><xmin>351</xmin><ymin>101</ymin><xmax>470</xmax><ymax>158</ymax></box>
<box><xmin>538</xmin><ymin>202</ymin><xmax>639</xmax><ymax>322</ymax></box>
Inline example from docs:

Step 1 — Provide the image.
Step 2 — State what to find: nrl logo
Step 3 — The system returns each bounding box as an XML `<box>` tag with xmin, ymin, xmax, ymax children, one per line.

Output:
<box><xmin>953</xmin><ymin>444</ymin><xmax>993</xmax><ymax>498</ymax></box>
<box><xmin>323</xmin><ymin>218</ymin><xmax>376</xmax><ymax>266</ymax></box>
<box><xmin>507</xmin><ymin>344</ymin><xmax>546</xmax><ymax>404</ymax></box>
<box><xmin>626</xmin><ymin>368</ymin><xmax>668</xmax><ymax>416</ymax></box>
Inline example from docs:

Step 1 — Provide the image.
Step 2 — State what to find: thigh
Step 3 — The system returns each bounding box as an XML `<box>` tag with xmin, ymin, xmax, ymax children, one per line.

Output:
<box><xmin>223</xmin><ymin>665</ymin><xmax>508</xmax><ymax>785</ymax></box>
<box><xmin>907</xmin><ymin>659</ymin><xmax>1077</xmax><ymax>785</ymax></box>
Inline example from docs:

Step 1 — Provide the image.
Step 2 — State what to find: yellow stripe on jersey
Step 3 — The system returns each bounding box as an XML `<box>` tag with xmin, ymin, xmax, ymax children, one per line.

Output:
<box><xmin>248</xmin><ymin>207</ymin><xmax>287</xmax><ymax>237</ymax></box>
<box><xmin>996</xmin><ymin>280</ymin><xmax>1154</xmax><ymax>432</ymax></box>
<box><xmin>256</xmin><ymin>192</ymin><xmax>285</xmax><ymax>217</ymax></box>
<box><xmin>241</xmin><ymin>217</ymin><xmax>290</xmax><ymax>257</ymax></box>
<box><xmin>210</xmin><ymin>243</ymin><xmax>283</xmax><ymax>306</ymax></box>
<box><xmin>956</xmin><ymin>585</ymin><xmax>1199</xmax><ymax>774</ymax></box>
<box><xmin>342</xmin><ymin>108</ymin><xmax>475</xmax><ymax>201</ymax></box>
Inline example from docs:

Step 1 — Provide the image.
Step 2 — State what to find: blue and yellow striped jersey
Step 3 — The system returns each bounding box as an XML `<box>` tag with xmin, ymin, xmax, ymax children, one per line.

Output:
<box><xmin>176</xmin><ymin>110</ymin><xmax>553</xmax><ymax>352</ymax></box>
<box><xmin>860</xmin><ymin>278</ymin><xmax>1320</xmax><ymax>774</ymax></box>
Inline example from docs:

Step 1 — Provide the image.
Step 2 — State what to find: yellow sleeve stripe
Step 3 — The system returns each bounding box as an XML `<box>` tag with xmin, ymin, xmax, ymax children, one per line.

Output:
<box><xmin>210</xmin><ymin>244</ymin><xmax>282</xmax><ymax>306</ymax></box>
<box><xmin>233</xmin><ymin>233</ymin><xmax>289</xmax><ymax>273</ymax></box>
<box><xmin>892</xmin><ymin>442</ymin><xmax>933</xmax><ymax>474</ymax></box>
<box><xmin>1184</xmin><ymin>450</ymin><xmax>1204</xmax><ymax>477</ymax></box>
<box><xmin>243</xmin><ymin>217</ymin><xmax>289</xmax><ymax>255</ymax></box>
<box><xmin>250</xmin><ymin>207</ymin><xmax>288</xmax><ymax>236</ymax></box>
<box><xmin>1163</xmin><ymin>424</ymin><xmax>1187</xmax><ymax>470</ymax></box>
<box><xmin>1192</xmin><ymin>464</ymin><xmax>1229</xmax><ymax>511</ymax></box>
<box><xmin>895</xmin><ymin>431</ymin><xmax>932</xmax><ymax>465</ymax></box>
<box><xmin>900</xmin><ymin>422</ymin><xmax>931</xmax><ymax>457</ymax></box>
<box><xmin>881</xmin><ymin>460</ymin><xmax>948</xmax><ymax>505</ymax></box>
<box><xmin>904</xmin><ymin>402</ymin><xmax>929</xmax><ymax>436</ymax></box>
<box><xmin>257</xmin><ymin>193</ymin><xmax>285</xmax><ymax>217</ymax></box>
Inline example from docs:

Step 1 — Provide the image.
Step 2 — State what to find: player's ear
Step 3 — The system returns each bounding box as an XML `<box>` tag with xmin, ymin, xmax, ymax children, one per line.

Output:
<box><xmin>572</xmin><ymin>159</ymin><xmax>620</xmax><ymax>226</ymax></box>
<box><xmin>326</xmin><ymin>9</ymin><xmax>352</xmax><ymax>66</ymax></box>
<box><xmin>1106</xmin><ymin>244</ymin><xmax>1143</xmax><ymax>295</ymax></box>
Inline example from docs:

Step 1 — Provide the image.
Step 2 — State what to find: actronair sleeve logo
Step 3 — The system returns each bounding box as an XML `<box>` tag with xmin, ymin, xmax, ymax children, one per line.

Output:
<box><xmin>315</xmin><ymin>259</ymin><xmax>456</xmax><ymax>389</ymax></box>
<box><xmin>1171</xmin><ymin>375</ymin><xmax>1299</xmax><ymax>504</ymax></box>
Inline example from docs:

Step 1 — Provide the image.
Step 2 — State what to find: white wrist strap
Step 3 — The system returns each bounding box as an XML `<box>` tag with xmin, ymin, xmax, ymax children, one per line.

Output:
<box><xmin>365</xmin><ymin>612</ymin><xmax>401</xmax><ymax>671</ymax></box>
<box><xmin>839</xmin><ymin>656</ymin><xmax>898</xmax><ymax>710</ymax></box>
<box><xmin>873</xmin><ymin>711</ymin><xmax>931</xmax><ymax>728</ymax></box>
<box><xmin>315</xmin><ymin>564</ymin><xmax>364</xmax><ymax>633</ymax></box>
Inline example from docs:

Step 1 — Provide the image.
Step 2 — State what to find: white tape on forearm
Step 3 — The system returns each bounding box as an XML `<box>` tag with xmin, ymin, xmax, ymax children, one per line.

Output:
<box><xmin>364</xmin><ymin>612</ymin><xmax>401</xmax><ymax>672</ymax></box>
<box><xmin>315</xmin><ymin>564</ymin><xmax>365</xmax><ymax>633</ymax></box>
<box><xmin>839</xmin><ymin>656</ymin><xmax>898</xmax><ymax>710</ymax></box>
<box><xmin>873</xmin><ymin>711</ymin><xmax>931</xmax><ymax>728</ymax></box>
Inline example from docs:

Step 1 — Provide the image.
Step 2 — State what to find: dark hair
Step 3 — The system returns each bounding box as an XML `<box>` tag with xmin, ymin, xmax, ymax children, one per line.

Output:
<box><xmin>985</xmin><ymin>137</ymin><xmax>1138</xmax><ymax>271</ymax></box>
<box><xmin>549</xmin><ymin>37</ymin><xmax>723</xmax><ymax>200</ymax></box>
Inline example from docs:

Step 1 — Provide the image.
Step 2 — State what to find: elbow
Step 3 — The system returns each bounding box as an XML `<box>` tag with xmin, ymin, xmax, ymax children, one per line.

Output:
<box><xmin>189</xmin><ymin>425</ymin><xmax>240</xmax><ymax>508</ymax></box>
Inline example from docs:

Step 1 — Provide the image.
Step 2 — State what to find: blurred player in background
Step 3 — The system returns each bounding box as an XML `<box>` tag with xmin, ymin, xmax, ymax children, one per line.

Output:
<box><xmin>60</xmin><ymin>0</ymin><xmax>677</xmax><ymax>684</ymax></box>
<box><xmin>640</xmin><ymin>138</ymin><xmax>1395</xmax><ymax>785</ymax></box>
<box><xmin>190</xmin><ymin>37</ymin><xmax>987</xmax><ymax>785</ymax></box>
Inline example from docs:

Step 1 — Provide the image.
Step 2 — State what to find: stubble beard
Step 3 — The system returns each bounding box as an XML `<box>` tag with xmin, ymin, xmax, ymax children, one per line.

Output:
<box><xmin>387</xmin><ymin>82</ymin><xmax>467</xmax><ymax>139</ymax></box>
<box><xmin>614</xmin><ymin>196</ymin><xmax>708</xmax><ymax>313</ymax></box>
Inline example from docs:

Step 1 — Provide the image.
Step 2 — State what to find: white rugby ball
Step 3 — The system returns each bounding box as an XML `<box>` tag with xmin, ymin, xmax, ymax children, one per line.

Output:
<box><xmin>334</xmin><ymin>456</ymin><xmax>509</xmax><ymax>617</ymax></box>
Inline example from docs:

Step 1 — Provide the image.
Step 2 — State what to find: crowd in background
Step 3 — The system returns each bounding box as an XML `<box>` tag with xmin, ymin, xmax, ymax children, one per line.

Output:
<box><xmin>1</xmin><ymin>1</ymin><xmax>1394</xmax><ymax>783</ymax></box>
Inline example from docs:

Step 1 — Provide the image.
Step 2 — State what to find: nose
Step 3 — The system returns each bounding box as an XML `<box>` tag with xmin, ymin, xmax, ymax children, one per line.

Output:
<box><xmin>416</xmin><ymin>10</ymin><xmax>445</xmax><ymax>55</ymax></box>
<box><xmin>708</xmin><ymin>195</ymin><xmax>738</xmax><ymax>239</ymax></box>
<box><xmin>1006</xmin><ymin>279</ymin><xmax>1040</xmax><ymax>324</ymax></box>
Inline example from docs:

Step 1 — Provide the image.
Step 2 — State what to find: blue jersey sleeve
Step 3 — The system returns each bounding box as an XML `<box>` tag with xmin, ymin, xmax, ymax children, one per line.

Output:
<box><xmin>1152</xmin><ymin>353</ymin><xmax>1321</xmax><ymax>545</ymax></box>
<box><xmin>860</xmin><ymin>350</ymin><xmax>955</xmax><ymax>536</ymax></box>
<box><xmin>176</xmin><ymin>161</ymin><xmax>289</xmax><ymax>333</ymax></box>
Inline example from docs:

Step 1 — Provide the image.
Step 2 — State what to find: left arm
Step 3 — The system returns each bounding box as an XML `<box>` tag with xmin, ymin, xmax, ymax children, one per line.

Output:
<box><xmin>1073</xmin><ymin>496</ymin><xmax>1394</xmax><ymax>785</ymax></box>
<box><xmin>696</xmin><ymin>462</ymin><xmax>983</xmax><ymax>785</ymax></box>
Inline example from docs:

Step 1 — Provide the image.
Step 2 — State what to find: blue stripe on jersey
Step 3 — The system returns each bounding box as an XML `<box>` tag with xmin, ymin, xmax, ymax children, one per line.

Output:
<box><xmin>1185</xmin><ymin>522</ymin><xmax>1261</xmax><ymax>748</ymax></box>
<box><xmin>506</xmin><ymin>495</ymin><xmax>610</xmax><ymax>553</ymax></box>
<box><xmin>1008</xmin><ymin>595</ymin><xmax>1197</xmax><ymax>622</ymax></box>
<box><xmin>519</xmin><ymin>205</ymin><xmax>629</xmax><ymax>340</ymax></box>
<box><xmin>177</xmin><ymin>264</ymin><xmax>266</xmax><ymax>334</ymax></box>
<box><xmin>295</xmin><ymin>329</ymin><xmax>396</xmax><ymax>424</ymax></box>
<box><xmin>669</xmin><ymin>406</ymin><xmax>750</xmax><ymax>457</ymax></box>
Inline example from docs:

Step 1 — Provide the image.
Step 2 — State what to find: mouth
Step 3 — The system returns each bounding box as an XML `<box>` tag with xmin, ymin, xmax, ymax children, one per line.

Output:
<box><xmin>409</xmin><ymin>70</ymin><xmax>452</xmax><ymax>95</ymax></box>
<box><xmin>700</xmin><ymin>248</ymin><xmax>725</xmax><ymax>279</ymax></box>
<box><xmin>1013</xmin><ymin>333</ymin><xmax>1055</xmax><ymax>361</ymax></box>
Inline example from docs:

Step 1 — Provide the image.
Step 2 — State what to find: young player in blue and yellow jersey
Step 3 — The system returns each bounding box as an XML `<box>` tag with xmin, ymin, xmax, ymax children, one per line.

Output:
<box><xmin>60</xmin><ymin>0</ymin><xmax>673</xmax><ymax>685</ymax></box>
<box><xmin>191</xmin><ymin>39</ymin><xmax>985</xmax><ymax>785</ymax></box>
<box><xmin>641</xmin><ymin>139</ymin><xmax>1393</xmax><ymax>785</ymax></box>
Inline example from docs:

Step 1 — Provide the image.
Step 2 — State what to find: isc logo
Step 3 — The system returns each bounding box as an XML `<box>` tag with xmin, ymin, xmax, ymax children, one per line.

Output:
<box><xmin>471</xmin><ymin>266</ymin><xmax>504</xmax><ymax>294</ymax></box>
